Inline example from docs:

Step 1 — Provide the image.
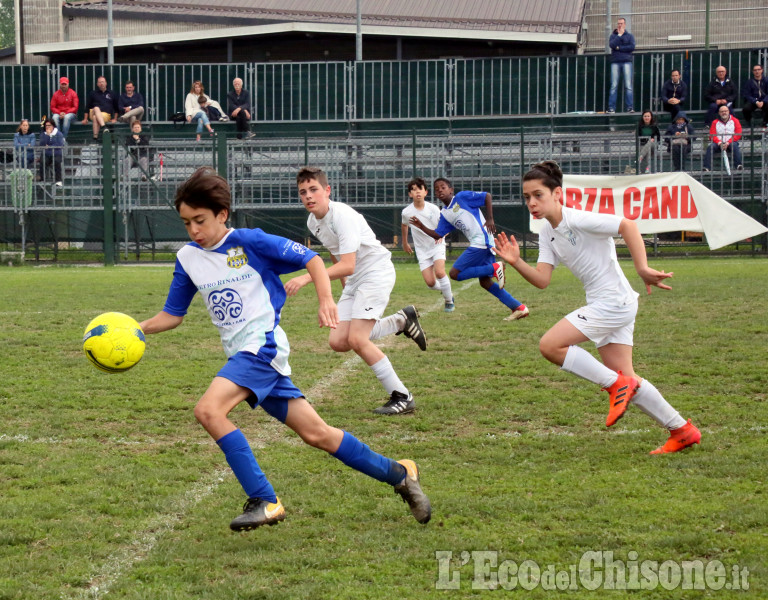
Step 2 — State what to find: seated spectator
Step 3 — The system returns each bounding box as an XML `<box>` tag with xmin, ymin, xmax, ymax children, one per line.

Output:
<box><xmin>83</xmin><ymin>76</ymin><xmax>118</xmax><ymax>142</ymax></box>
<box><xmin>198</xmin><ymin>94</ymin><xmax>224</xmax><ymax>122</ymax></box>
<box><xmin>703</xmin><ymin>105</ymin><xmax>743</xmax><ymax>172</ymax></box>
<box><xmin>664</xmin><ymin>111</ymin><xmax>694</xmax><ymax>172</ymax></box>
<box><xmin>13</xmin><ymin>119</ymin><xmax>36</xmax><ymax>170</ymax></box>
<box><xmin>117</xmin><ymin>80</ymin><xmax>146</xmax><ymax>126</ymax></box>
<box><xmin>227</xmin><ymin>77</ymin><xmax>254</xmax><ymax>139</ymax></box>
<box><xmin>660</xmin><ymin>69</ymin><xmax>687</xmax><ymax>121</ymax></box>
<box><xmin>636</xmin><ymin>110</ymin><xmax>661</xmax><ymax>174</ymax></box>
<box><xmin>742</xmin><ymin>64</ymin><xmax>768</xmax><ymax>130</ymax></box>
<box><xmin>704</xmin><ymin>66</ymin><xmax>736</xmax><ymax>125</ymax></box>
<box><xmin>50</xmin><ymin>77</ymin><xmax>79</xmax><ymax>138</ymax></box>
<box><xmin>184</xmin><ymin>80</ymin><xmax>216</xmax><ymax>140</ymax></box>
<box><xmin>38</xmin><ymin>118</ymin><xmax>65</xmax><ymax>187</ymax></box>
<box><xmin>123</xmin><ymin>121</ymin><xmax>154</xmax><ymax>181</ymax></box>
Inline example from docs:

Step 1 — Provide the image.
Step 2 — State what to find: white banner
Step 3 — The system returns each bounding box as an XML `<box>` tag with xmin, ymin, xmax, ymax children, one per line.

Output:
<box><xmin>527</xmin><ymin>172</ymin><xmax>768</xmax><ymax>250</ymax></box>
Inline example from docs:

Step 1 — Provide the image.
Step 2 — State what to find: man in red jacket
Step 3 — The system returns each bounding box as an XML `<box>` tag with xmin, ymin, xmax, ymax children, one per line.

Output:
<box><xmin>703</xmin><ymin>105</ymin><xmax>743</xmax><ymax>172</ymax></box>
<box><xmin>50</xmin><ymin>77</ymin><xmax>79</xmax><ymax>138</ymax></box>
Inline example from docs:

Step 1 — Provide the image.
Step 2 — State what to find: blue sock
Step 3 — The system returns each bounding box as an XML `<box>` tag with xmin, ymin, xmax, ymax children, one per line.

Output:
<box><xmin>487</xmin><ymin>282</ymin><xmax>522</xmax><ymax>310</ymax></box>
<box><xmin>332</xmin><ymin>431</ymin><xmax>405</xmax><ymax>486</ymax></box>
<box><xmin>216</xmin><ymin>429</ymin><xmax>277</xmax><ymax>502</ymax></box>
<box><xmin>455</xmin><ymin>264</ymin><xmax>494</xmax><ymax>281</ymax></box>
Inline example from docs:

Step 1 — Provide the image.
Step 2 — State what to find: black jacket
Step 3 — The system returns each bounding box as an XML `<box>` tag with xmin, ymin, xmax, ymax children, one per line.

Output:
<box><xmin>704</xmin><ymin>78</ymin><xmax>737</xmax><ymax>105</ymax></box>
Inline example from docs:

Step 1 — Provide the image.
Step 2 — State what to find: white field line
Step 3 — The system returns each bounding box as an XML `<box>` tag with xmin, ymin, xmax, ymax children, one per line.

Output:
<box><xmin>58</xmin><ymin>283</ymin><xmax>471</xmax><ymax>598</ymax></box>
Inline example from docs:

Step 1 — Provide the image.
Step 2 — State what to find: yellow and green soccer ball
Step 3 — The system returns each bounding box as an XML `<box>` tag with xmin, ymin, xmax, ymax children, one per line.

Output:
<box><xmin>83</xmin><ymin>312</ymin><xmax>146</xmax><ymax>373</ymax></box>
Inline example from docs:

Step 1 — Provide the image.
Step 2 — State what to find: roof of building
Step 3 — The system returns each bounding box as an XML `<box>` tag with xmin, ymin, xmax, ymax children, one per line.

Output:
<box><xmin>61</xmin><ymin>0</ymin><xmax>585</xmax><ymax>36</ymax></box>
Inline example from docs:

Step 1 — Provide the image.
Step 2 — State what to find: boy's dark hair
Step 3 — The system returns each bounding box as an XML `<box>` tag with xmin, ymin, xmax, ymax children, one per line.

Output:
<box><xmin>197</xmin><ymin>94</ymin><xmax>208</xmax><ymax>106</ymax></box>
<box><xmin>433</xmin><ymin>177</ymin><xmax>452</xmax><ymax>190</ymax></box>
<box><xmin>174</xmin><ymin>167</ymin><xmax>231</xmax><ymax>216</ymax></box>
<box><xmin>297</xmin><ymin>166</ymin><xmax>328</xmax><ymax>188</ymax></box>
<box><xmin>407</xmin><ymin>177</ymin><xmax>428</xmax><ymax>192</ymax></box>
<box><xmin>523</xmin><ymin>161</ymin><xmax>563</xmax><ymax>192</ymax></box>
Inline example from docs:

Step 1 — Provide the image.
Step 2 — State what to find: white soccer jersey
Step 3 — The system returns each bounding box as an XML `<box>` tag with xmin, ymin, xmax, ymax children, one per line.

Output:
<box><xmin>401</xmin><ymin>202</ymin><xmax>444</xmax><ymax>258</ymax></box>
<box><xmin>307</xmin><ymin>200</ymin><xmax>392</xmax><ymax>286</ymax></box>
<box><xmin>163</xmin><ymin>228</ymin><xmax>316</xmax><ymax>375</ymax></box>
<box><xmin>537</xmin><ymin>207</ymin><xmax>639</xmax><ymax>306</ymax></box>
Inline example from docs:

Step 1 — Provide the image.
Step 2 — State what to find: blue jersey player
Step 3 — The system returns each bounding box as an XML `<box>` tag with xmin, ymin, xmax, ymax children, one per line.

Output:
<box><xmin>409</xmin><ymin>177</ymin><xmax>529</xmax><ymax>321</ymax></box>
<box><xmin>139</xmin><ymin>167</ymin><xmax>431</xmax><ymax>531</ymax></box>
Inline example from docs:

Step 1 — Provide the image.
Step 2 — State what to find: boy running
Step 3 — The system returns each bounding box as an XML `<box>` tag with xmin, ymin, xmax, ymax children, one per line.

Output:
<box><xmin>285</xmin><ymin>167</ymin><xmax>427</xmax><ymax>416</ymax></box>
<box><xmin>408</xmin><ymin>177</ymin><xmax>529</xmax><ymax>321</ymax></box>
<box><xmin>494</xmin><ymin>161</ymin><xmax>701</xmax><ymax>454</ymax></box>
<box><xmin>401</xmin><ymin>177</ymin><xmax>455</xmax><ymax>312</ymax></box>
<box><xmin>139</xmin><ymin>167</ymin><xmax>431</xmax><ymax>531</ymax></box>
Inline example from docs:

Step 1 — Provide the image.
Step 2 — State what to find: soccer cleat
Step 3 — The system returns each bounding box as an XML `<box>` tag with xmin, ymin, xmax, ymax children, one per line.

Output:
<box><xmin>504</xmin><ymin>304</ymin><xmax>529</xmax><ymax>321</ymax></box>
<box><xmin>650</xmin><ymin>419</ymin><xmax>701</xmax><ymax>454</ymax></box>
<box><xmin>394</xmin><ymin>459</ymin><xmax>431</xmax><ymax>524</ymax></box>
<box><xmin>373</xmin><ymin>390</ymin><xmax>415</xmax><ymax>415</ymax></box>
<box><xmin>492</xmin><ymin>262</ymin><xmax>506</xmax><ymax>289</ymax></box>
<box><xmin>229</xmin><ymin>497</ymin><xmax>286</xmax><ymax>531</ymax></box>
<box><xmin>603</xmin><ymin>371</ymin><xmax>640</xmax><ymax>427</ymax></box>
<box><xmin>444</xmin><ymin>297</ymin><xmax>455</xmax><ymax>313</ymax></box>
<box><xmin>396</xmin><ymin>305</ymin><xmax>427</xmax><ymax>351</ymax></box>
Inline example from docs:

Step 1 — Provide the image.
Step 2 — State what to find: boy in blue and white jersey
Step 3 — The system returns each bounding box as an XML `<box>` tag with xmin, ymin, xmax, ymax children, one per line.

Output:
<box><xmin>408</xmin><ymin>177</ymin><xmax>529</xmax><ymax>321</ymax></box>
<box><xmin>140</xmin><ymin>167</ymin><xmax>431</xmax><ymax>531</ymax></box>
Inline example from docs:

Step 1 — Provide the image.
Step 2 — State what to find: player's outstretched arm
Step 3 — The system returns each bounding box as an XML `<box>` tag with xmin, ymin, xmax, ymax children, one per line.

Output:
<box><xmin>409</xmin><ymin>216</ymin><xmax>441</xmax><ymax>240</ymax></box>
<box><xmin>139</xmin><ymin>311</ymin><xmax>183</xmax><ymax>334</ymax></box>
<box><xmin>619</xmin><ymin>219</ymin><xmax>673</xmax><ymax>294</ymax></box>
<box><xmin>494</xmin><ymin>232</ymin><xmax>553</xmax><ymax>289</ymax></box>
<box><xmin>304</xmin><ymin>255</ymin><xmax>339</xmax><ymax>329</ymax></box>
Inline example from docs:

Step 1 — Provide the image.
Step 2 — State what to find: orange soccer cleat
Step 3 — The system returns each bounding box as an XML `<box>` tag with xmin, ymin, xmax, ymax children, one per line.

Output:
<box><xmin>650</xmin><ymin>419</ymin><xmax>701</xmax><ymax>454</ymax></box>
<box><xmin>603</xmin><ymin>371</ymin><xmax>640</xmax><ymax>427</ymax></box>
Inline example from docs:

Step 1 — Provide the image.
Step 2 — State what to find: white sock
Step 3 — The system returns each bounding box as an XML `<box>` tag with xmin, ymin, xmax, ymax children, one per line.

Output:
<box><xmin>370</xmin><ymin>356</ymin><xmax>408</xmax><ymax>396</ymax></box>
<box><xmin>632</xmin><ymin>379</ymin><xmax>686</xmax><ymax>430</ymax></box>
<box><xmin>560</xmin><ymin>345</ymin><xmax>617</xmax><ymax>388</ymax></box>
<box><xmin>428</xmin><ymin>283</ymin><xmax>440</xmax><ymax>291</ymax></box>
<box><xmin>369</xmin><ymin>313</ymin><xmax>404</xmax><ymax>340</ymax></box>
<box><xmin>437</xmin><ymin>275</ymin><xmax>453</xmax><ymax>302</ymax></box>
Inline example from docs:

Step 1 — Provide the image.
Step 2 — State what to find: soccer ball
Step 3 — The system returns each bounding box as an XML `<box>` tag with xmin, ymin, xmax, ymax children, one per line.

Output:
<box><xmin>83</xmin><ymin>312</ymin><xmax>146</xmax><ymax>373</ymax></box>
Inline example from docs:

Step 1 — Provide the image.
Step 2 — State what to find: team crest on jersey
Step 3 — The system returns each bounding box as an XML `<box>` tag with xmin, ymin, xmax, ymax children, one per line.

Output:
<box><xmin>282</xmin><ymin>240</ymin><xmax>307</xmax><ymax>256</ymax></box>
<box><xmin>226</xmin><ymin>246</ymin><xmax>248</xmax><ymax>268</ymax></box>
<box><xmin>452</xmin><ymin>204</ymin><xmax>460</xmax><ymax>213</ymax></box>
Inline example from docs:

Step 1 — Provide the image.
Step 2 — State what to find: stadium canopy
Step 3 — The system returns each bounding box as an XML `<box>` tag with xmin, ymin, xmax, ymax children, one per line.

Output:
<box><xmin>26</xmin><ymin>0</ymin><xmax>585</xmax><ymax>56</ymax></box>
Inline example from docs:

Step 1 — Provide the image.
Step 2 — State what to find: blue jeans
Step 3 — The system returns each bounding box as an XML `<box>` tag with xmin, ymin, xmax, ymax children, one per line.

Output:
<box><xmin>609</xmin><ymin>62</ymin><xmax>634</xmax><ymax>111</ymax></box>
<box><xmin>704</xmin><ymin>141</ymin><xmax>742</xmax><ymax>170</ymax></box>
<box><xmin>191</xmin><ymin>110</ymin><xmax>210</xmax><ymax>133</ymax></box>
<box><xmin>52</xmin><ymin>113</ymin><xmax>76</xmax><ymax>137</ymax></box>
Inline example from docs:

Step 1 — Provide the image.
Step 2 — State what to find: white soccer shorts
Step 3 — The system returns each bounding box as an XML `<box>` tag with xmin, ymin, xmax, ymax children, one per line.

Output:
<box><xmin>337</xmin><ymin>265</ymin><xmax>396</xmax><ymax>321</ymax></box>
<box><xmin>564</xmin><ymin>300</ymin><xmax>638</xmax><ymax>348</ymax></box>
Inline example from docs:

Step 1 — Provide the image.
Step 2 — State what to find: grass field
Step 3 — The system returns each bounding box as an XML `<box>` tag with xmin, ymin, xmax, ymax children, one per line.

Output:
<box><xmin>1</xmin><ymin>258</ymin><xmax>767</xmax><ymax>599</ymax></box>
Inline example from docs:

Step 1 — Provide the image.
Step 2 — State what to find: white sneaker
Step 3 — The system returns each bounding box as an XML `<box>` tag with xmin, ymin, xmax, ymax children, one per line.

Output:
<box><xmin>492</xmin><ymin>262</ymin><xmax>506</xmax><ymax>289</ymax></box>
<box><xmin>504</xmin><ymin>304</ymin><xmax>529</xmax><ymax>321</ymax></box>
<box><xmin>55</xmin><ymin>181</ymin><xmax>63</xmax><ymax>187</ymax></box>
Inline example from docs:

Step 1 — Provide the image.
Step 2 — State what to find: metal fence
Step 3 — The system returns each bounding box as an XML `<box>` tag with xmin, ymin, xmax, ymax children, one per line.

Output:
<box><xmin>2</xmin><ymin>48</ymin><xmax>767</xmax><ymax>126</ymax></box>
<box><xmin>1</xmin><ymin>127</ymin><xmax>765</xmax><ymax>262</ymax></box>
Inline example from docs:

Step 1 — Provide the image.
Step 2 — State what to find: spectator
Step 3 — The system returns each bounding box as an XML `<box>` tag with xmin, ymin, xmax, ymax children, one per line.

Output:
<box><xmin>742</xmin><ymin>64</ymin><xmax>768</xmax><ymax>130</ymax></box>
<box><xmin>227</xmin><ymin>77</ymin><xmax>254</xmax><ymax>139</ymax></box>
<box><xmin>636</xmin><ymin>110</ymin><xmax>661</xmax><ymax>174</ymax></box>
<box><xmin>607</xmin><ymin>17</ymin><xmax>635</xmax><ymax>113</ymax></box>
<box><xmin>664</xmin><ymin>111</ymin><xmax>694</xmax><ymax>172</ymax></box>
<box><xmin>124</xmin><ymin>121</ymin><xmax>154</xmax><ymax>181</ymax></box>
<box><xmin>703</xmin><ymin>105</ymin><xmax>743</xmax><ymax>173</ymax></box>
<box><xmin>660</xmin><ymin>69</ymin><xmax>687</xmax><ymax>121</ymax></box>
<box><xmin>117</xmin><ymin>80</ymin><xmax>146</xmax><ymax>126</ymax></box>
<box><xmin>38</xmin><ymin>118</ymin><xmax>64</xmax><ymax>187</ymax></box>
<box><xmin>83</xmin><ymin>76</ymin><xmax>118</xmax><ymax>142</ymax></box>
<box><xmin>704</xmin><ymin>66</ymin><xmax>737</xmax><ymax>125</ymax></box>
<box><xmin>50</xmin><ymin>77</ymin><xmax>79</xmax><ymax>139</ymax></box>
<box><xmin>13</xmin><ymin>119</ymin><xmax>36</xmax><ymax>170</ymax></box>
<box><xmin>184</xmin><ymin>80</ymin><xmax>216</xmax><ymax>140</ymax></box>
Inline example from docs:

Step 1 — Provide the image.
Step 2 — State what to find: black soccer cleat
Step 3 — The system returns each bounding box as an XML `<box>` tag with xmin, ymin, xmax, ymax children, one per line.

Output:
<box><xmin>229</xmin><ymin>497</ymin><xmax>286</xmax><ymax>531</ymax></box>
<box><xmin>373</xmin><ymin>390</ymin><xmax>415</xmax><ymax>415</ymax></box>
<box><xmin>394</xmin><ymin>460</ymin><xmax>431</xmax><ymax>524</ymax></box>
<box><xmin>396</xmin><ymin>305</ymin><xmax>428</xmax><ymax>351</ymax></box>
